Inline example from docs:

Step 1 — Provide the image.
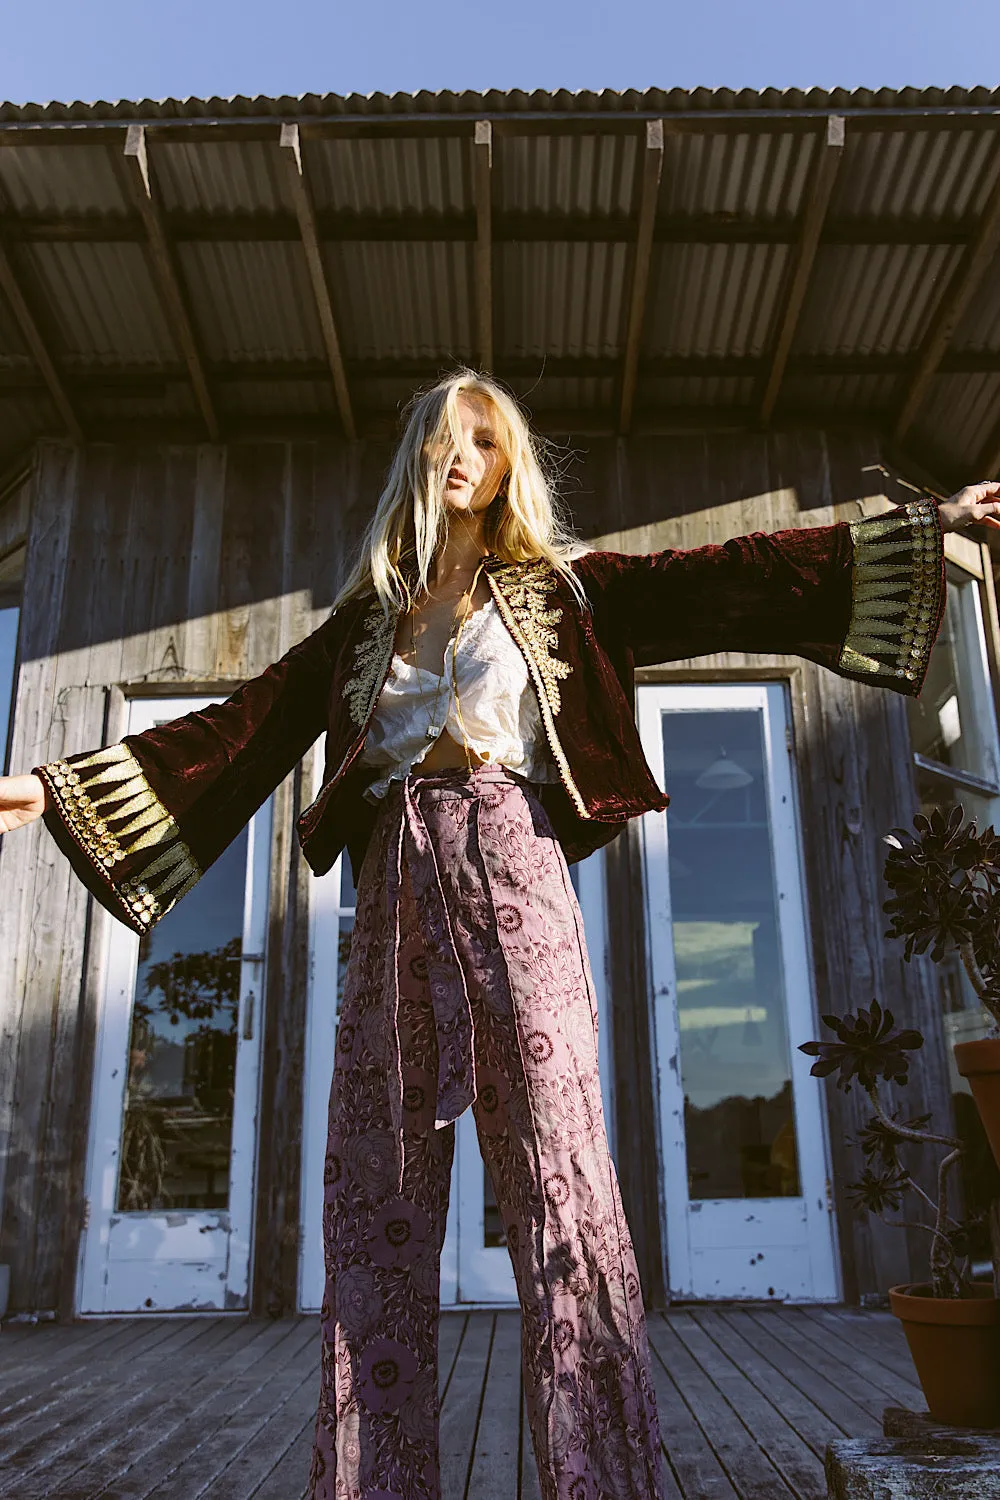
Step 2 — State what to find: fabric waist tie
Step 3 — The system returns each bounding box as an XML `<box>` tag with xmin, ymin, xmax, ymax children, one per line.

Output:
<box><xmin>385</xmin><ymin>774</ymin><xmax>483</xmax><ymax>1186</ymax></box>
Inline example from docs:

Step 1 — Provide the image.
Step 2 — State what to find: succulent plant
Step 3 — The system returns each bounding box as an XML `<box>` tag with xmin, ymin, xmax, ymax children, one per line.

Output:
<box><xmin>801</xmin><ymin>1006</ymin><xmax>966</xmax><ymax>1298</ymax></box>
<box><xmin>800</xmin><ymin>807</ymin><xmax>1000</xmax><ymax>1298</ymax></box>
<box><xmin>883</xmin><ymin>806</ymin><xmax>1000</xmax><ymax>1028</ymax></box>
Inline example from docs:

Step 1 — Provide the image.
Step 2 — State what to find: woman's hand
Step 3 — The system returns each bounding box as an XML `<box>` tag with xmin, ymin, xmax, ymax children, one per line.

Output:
<box><xmin>0</xmin><ymin>773</ymin><xmax>47</xmax><ymax>833</ymax></box>
<box><xmin>937</xmin><ymin>482</ymin><xmax>1000</xmax><ymax>533</ymax></box>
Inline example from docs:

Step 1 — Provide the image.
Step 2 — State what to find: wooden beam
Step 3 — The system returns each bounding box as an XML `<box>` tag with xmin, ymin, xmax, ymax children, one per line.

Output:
<box><xmin>279</xmin><ymin>122</ymin><xmax>356</xmax><ymax>440</ymax></box>
<box><xmin>2</xmin><ymin>105</ymin><xmax>1000</xmax><ymax>149</ymax></box>
<box><xmin>473</xmin><ymin>121</ymin><xmax>493</xmax><ymax>372</ymax></box>
<box><xmin>896</xmin><ymin>160</ymin><xmax>1000</xmax><ymax>443</ymax></box>
<box><xmin>6</xmin><ymin>346</ymin><xmax>1000</xmax><ymax>398</ymax></box>
<box><xmin>121</xmin><ymin>125</ymin><xmax>220</xmax><ymax>441</ymax></box>
<box><xmin>0</xmin><ymin>206</ymin><xmax>990</xmax><ymax>249</ymax></box>
<box><xmin>760</xmin><ymin>114</ymin><xmax>845</xmax><ymax>424</ymax></box>
<box><xmin>0</xmin><ymin>244</ymin><xmax>82</xmax><ymax>440</ymax></box>
<box><xmin>619</xmin><ymin>119</ymin><xmax>664</xmax><ymax>434</ymax></box>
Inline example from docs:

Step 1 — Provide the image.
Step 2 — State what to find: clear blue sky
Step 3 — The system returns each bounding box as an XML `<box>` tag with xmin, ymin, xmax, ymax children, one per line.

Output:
<box><xmin>1</xmin><ymin>0</ymin><xmax>998</xmax><ymax>105</ymax></box>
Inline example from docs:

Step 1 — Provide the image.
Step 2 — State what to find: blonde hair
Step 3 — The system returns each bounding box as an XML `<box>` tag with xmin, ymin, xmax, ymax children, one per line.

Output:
<box><xmin>331</xmin><ymin>368</ymin><xmax>589</xmax><ymax>616</ymax></box>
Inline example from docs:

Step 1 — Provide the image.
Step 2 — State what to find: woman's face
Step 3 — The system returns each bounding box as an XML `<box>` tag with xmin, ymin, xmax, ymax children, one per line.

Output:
<box><xmin>438</xmin><ymin>393</ymin><xmax>506</xmax><ymax>516</ymax></box>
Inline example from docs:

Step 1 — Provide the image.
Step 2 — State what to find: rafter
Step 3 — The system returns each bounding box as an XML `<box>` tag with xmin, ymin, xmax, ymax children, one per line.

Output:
<box><xmin>279</xmin><ymin>123</ymin><xmax>356</xmax><ymax>440</ymax></box>
<box><xmin>5</xmin><ymin>346</ymin><xmax>1000</xmax><ymax>397</ymax></box>
<box><xmin>473</xmin><ymin>121</ymin><xmax>494</xmax><ymax>372</ymax></box>
<box><xmin>619</xmin><ymin>119</ymin><xmax>664</xmax><ymax>434</ymax></box>
<box><xmin>0</xmin><ymin>206</ymin><xmax>989</xmax><ymax>249</ymax></box>
<box><xmin>895</xmin><ymin>162</ymin><xmax>1000</xmax><ymax>444</ymax></box>
<box><xmin>0</xmin><ymin>243</ymin><xmax>82</xmax><ymax>440</ymax></box>
<box><xmin>121</xmin><ymin>125</ymin><xmax>219</xmax><ymax>441</ymax></box>
<box><xmin>761</xmin><ymin>115</ymin><xmax>845</xmax><ymax>424</ymax></box>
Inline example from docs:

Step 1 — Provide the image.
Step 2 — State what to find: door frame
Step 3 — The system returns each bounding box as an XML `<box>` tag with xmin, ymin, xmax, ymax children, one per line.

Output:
<box><xmin>637</xmin><ymin>680</ymin><xmax>841</xmax><ymax>1302</ymax></box>
<box><xmin>77</xmin><ymin>696</ymin><xmax>272</xmax><ymax>1315</ymax></box>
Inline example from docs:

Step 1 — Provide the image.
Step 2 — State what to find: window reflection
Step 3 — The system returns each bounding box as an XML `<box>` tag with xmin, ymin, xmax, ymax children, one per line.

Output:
<box><xmin>909</xmin><ymin>568</ymin><xmax>1000</xmax><ymax>785</ymax></box>
<box><xmin>663</xmin><ymin>708</ymin><xmax>800</xmax><ymax>1200</ymax></box>
<box><xmin>116</xmin><ymin>829</ymin><xmax>249</xmax><ymax>1212</ymax></box>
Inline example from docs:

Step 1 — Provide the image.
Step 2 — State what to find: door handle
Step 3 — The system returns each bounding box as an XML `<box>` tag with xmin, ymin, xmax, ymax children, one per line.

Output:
<box><xmin>242</xmin><ymin>991</ymin><xmax>255</xmax><ymax>1042</ymax></box>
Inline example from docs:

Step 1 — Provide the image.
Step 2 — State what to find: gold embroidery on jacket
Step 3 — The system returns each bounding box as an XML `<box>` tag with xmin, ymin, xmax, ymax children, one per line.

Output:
<box><xmin>487</xmin><ymin>559</ymin><xmax>588</xmax><ymax>819</ymax></box>
<box><xmin>839</xmin><ymin>499</ymin><xmax>943</xmax><ymax>691</ymax></box>
<box><xmin>488</xmin><ymin>560</ymin><xmax>572</xmax><ymax>714</ymax></box>
<box><xmin>343</xmin><ymin>599</ymin><xmax>397</xmax><ymax>728</ymax></box>
<box><xmin>37</xmin><ymin>742</ymin><xmax>201</xmax><ymax>928</ymax></box>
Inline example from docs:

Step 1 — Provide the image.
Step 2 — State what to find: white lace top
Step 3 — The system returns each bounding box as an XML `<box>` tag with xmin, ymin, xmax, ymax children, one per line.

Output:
<box><xmin>358</xmin><ymin>597</ymin><xmax>557</xmax><ymax>801</ymax></box>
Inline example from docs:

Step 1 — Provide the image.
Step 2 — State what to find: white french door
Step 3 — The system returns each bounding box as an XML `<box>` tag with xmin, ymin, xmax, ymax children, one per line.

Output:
<box><xmin>638</xmin><ymin>682</ymin><xmax>839</xmax><ymax>1302</ymax></box>
<box><xmin>299</xmin><ymin>807</ymin><xmax>612</xmax><ymax>1310</ymax></box>
<box><xmin>79</xmin><ymin>697</ymin><xmax>271</xmax><ymax>1314</ymax></box>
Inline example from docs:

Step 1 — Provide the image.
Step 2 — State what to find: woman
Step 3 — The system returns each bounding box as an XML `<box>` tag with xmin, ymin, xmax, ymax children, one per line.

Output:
<box><xmin>2</xmin><ymin>369</ymin><xmax>999</xmax><ymax>1500</ymax></box>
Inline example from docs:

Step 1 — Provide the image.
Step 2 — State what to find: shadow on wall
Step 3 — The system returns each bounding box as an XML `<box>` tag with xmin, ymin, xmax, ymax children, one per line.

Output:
<box><xmin>9</xmin><ymin>429</ymin><xmax>901</xmax><ymax>664</ymax></box>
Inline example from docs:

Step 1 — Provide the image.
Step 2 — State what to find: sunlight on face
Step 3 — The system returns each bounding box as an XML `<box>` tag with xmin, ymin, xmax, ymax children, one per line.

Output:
<box><xmin>437</xmin><ymin>394</ymin><xmax>506</xmax><ymax>515</ymax></box>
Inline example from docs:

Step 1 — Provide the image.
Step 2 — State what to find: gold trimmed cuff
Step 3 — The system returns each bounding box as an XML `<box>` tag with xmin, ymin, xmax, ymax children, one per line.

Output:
<box><xmin>36</xmin><ymin>742</ymin><xmax>201</xmax><ymax>935</ymax></box>
<box><xmin>838</xmin><ymin>499</ymin><xmax>945</xmax><ymax>695</ymax></box>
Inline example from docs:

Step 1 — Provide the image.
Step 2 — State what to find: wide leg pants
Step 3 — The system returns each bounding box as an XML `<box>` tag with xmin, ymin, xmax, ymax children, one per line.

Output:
<box><xmin>308</xmin><ymin>765</ymin><xmax>663</xmax><ymax>1500</ymax></box>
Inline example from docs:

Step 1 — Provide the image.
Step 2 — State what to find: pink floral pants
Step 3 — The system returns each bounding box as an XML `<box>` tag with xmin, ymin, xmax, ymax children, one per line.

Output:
<box><xmin>308</xmin><ymin>766</ymin><xmax>663</xmax><ymax>1500</ymax></box>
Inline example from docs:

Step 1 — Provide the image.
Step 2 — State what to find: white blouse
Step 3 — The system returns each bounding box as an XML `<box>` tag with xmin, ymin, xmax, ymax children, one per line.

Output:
<box><xmin>357</xmin><ymin>597</ymin><xmax>557</xmax><ymax>801</ymax></box>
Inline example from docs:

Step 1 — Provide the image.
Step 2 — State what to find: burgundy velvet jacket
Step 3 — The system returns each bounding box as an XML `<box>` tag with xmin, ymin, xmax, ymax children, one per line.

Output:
<box><xmin>36</xmin><ymin>498</ymin><xmax>945</xmax><ymax>936</ymax></box>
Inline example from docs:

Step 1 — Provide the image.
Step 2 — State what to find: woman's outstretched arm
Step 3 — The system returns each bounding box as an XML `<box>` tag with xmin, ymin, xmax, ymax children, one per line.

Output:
<box><xmin>578</xmin><ymin>483</ymin><xmax>1000</xmax><ymax>698</ymax></box>
<box><xmin>2</xmin><ymin>605</ymin><xmax>349</xmax><ymax>934</ymax></box>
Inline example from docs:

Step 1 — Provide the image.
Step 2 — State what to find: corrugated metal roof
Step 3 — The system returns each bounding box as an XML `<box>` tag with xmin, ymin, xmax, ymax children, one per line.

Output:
<box><xmin>0</xmin><ymin>85</ymin><xmax>999</xmax><ymax>484</ymax></box>
<box><xmin>3</xmin><ymin>84</ymin><xmax>1000</xmax><ymax>124</ymax></box>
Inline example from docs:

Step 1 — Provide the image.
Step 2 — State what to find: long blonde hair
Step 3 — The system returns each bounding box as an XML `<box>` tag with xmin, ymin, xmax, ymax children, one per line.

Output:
<box><xmin>331</xmin><ymin>369</ymin><xmax>589</xmax><ymax>616</ymax></box>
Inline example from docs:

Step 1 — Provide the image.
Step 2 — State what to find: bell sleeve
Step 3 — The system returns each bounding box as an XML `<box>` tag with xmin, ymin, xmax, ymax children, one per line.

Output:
<box><xmin>582</xmin><ymin>497</ymin><xmax>946</xmax><ymax>695</ymax></box>
<box><xmin>33</xmin><ymin>611</ymin><xmax>343</xmax><ymax>936</ymax></box>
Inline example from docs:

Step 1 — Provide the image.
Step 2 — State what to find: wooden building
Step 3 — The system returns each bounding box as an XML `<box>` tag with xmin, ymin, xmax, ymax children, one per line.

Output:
<box><xmin>2</xmin><ymin>85</ymin><xmax>1000</xmax><ymax>1322</ymax></box>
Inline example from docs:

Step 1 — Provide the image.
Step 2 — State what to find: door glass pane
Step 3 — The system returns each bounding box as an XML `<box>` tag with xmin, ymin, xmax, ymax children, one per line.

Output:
<box><xmin>116</xmin><ymin>828</ymin><xmax>249</xmax><ymax>1212</ymax></box>
<box><xmin>662</xmin><ymin>708</ymin><xmax>801</xmax><ymax>1200</ymax></box>
<box><xmin>0</xmin><ymin>604</ymin><xmax>18</xmax><ymax>766</ymax></box>
<box><xmin>483</xmin><ymin>1167</ymin><xmax>505</xmax><ymax>1247</ymax></box>
<box><xmin>908</xmin><ymin>568</ymin><xmax>999</xmax><ymax>784</ymax></box>
<box><xmin>337</xmin><ymin>857</ymin><xmax>356</xmax><ymax>1011</ymax></box>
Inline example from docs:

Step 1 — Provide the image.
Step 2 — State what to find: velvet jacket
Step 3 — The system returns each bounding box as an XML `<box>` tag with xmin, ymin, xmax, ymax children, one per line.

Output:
<box><xmin>36</xmin><ymin>498</ymin><xmax>945</xmax><ymax>936</ymax></box>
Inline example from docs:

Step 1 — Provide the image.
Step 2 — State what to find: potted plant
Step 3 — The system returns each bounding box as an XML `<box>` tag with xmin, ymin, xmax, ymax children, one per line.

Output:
<box><xmin>800</xmin><ymin>1000</ymin><xmax>1000</xmax><ymax>1427</ymax></box>
<box><xmin>881</xmin><ymin>805</ymin><xmax>1000</xmax><ymax>1171</ymax></box>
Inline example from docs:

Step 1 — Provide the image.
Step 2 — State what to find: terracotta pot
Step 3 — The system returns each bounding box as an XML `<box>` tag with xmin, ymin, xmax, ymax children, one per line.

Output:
<box><xmin>889</xmin><ymin>1282</ymin><xmax>1000</xmax><ymax>1427</ymax></box>
<box><xmin>953</xmin><ymin>1038</ymin><xmax>1000</xmax><ymax>1171</ymax></box>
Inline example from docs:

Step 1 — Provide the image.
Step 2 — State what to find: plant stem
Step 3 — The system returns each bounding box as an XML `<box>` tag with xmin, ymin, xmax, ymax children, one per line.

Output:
<box><xmin>864</xmin><ymin>1086</ymin><xmax>961</xmax><ymax>1151</ymax></box>
<box><xmin>959</xmin><ymin>938</ymin><xmax>989</xmax><ymax>1000</ymax></box>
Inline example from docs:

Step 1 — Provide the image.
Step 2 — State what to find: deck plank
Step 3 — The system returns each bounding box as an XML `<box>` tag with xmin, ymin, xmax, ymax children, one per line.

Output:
<box><xmin>48</xmin><ymin>1321</ymin><xmax>306</xmax><ymax>1500</ymax></box>
<box><xmin>738</xmin><ymin>1309</ymin><xmax>896</xmax><ymax>1422</ymax></box>
<box><xmin>519</xmin><ymin>1388</ymin><xmax>543</xmax><ymax>1500</ymax></box>
<box><xmin>0</xmin><ymin>1318</ymin><xmax>224</xmax><ymax>1446</ymax></box>
<box><xmin>797</xmin><ymin>1305</ymin><xmax>919</xmax><ymax>1384</ymax></box>
<box><xmin>647</xmin><ymin>1319</ymin><xmax>740</xmax><ymax>1500</ymax></box>
<box><xmin>689</xmin><ymin>1308</ymin><xmax>845</xmax><ymax>1457</ymax></box>
<box><xmin>0</xmin><ymin>1320</ymin><xmax>253</xmax><ymax>1492</ymax></box>
<box><xmin>439</xmin><ymin>1311</ymin><xmax>493</xmax><ymax>1500</ymax></box>
<box><xmin>649</xmin><ymin>1315</ymin><xmax>797</xmax><ymax>1500</ymax></box>
<box><xmin>667</xmin><ymin>1311</ymin><xmax>825</xmax><ymax>1499</ymax></box>
<box><xmin>770</xmin><ymin>1307</ymin><xmax>922</xmax><ymax>1408</ymax></box>
<box><xmin>467</xmin><ymin>1312</ymin><xmax>521</xmax><ymax>1500</ymax></box>
<box><xmin>141</xmin><ymin>1322</ymin><xmax>320</xmax><ymax>1500</ymax></box>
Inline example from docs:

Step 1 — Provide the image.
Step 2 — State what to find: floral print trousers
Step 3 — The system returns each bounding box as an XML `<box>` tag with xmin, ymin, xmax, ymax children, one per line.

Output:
<box><xmin>308</xmin><ymin>765</ymin><xmax>664</xmax><ymax>1500</ymax></box>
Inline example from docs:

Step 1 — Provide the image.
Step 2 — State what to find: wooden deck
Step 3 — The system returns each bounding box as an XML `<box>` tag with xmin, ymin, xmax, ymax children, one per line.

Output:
<box><xmin>0</xmin><ymin>1306</ymin><xmax>921</xmax><ymax>1499</ymax></box>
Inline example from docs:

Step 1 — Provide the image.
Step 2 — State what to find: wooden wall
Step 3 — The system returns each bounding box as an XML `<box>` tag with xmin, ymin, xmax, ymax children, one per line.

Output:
<box><xmin>0</xmin><ymin>430</ymin><xmax>953</xmax><ymax>1316</ymax></box>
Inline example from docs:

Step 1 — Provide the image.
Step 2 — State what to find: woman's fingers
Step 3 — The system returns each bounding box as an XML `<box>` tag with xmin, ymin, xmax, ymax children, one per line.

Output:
<box><xmin>0</xmin><ymin>773</ymin><xmax>47</xmax><ymax>832</ymax></box>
